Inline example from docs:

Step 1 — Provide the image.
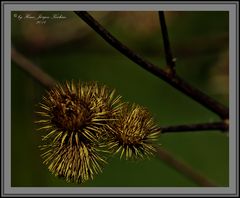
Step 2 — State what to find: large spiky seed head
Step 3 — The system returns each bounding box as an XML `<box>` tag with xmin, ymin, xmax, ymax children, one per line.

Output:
<box><xmin>107</xmin><ymin>104</ymin><xmax>161</xmax><ymax>160</ymax></box>
<box><xmin>35</xmin><ymin>80</ymin><xmax>123</xmax><ymax>183</ymax></box>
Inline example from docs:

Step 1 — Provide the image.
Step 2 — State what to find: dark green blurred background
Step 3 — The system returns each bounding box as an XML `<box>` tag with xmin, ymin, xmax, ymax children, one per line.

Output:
<box><xmin>11</xmin><ymin>11</ymin><xmax>229</xmax><ymax>187</ymax></box>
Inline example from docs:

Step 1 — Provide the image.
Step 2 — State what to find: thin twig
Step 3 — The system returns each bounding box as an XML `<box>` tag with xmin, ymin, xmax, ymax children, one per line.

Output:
<box><xmin>11</xmin><ymin>47</ymin><xmax>56</xmax><ymax>88</ymax></box>
<box><xmin>74</xmin><ymin>11</ymin><xmax>229</xmax><ymax>120</ymax></box>
<box><xmin>155</xmin><ymin>147</ymin><xmax>217</xmax><ymax>186</ymax></box>
<box><xmin>160</xmin><ymin>121</ymin><xmax>228</xmax><ymax>133</ymax></box>
<box><xmin>158</xmin><ymin>11</ymin><xmax>176</xmax><ymax>74</ymax></box>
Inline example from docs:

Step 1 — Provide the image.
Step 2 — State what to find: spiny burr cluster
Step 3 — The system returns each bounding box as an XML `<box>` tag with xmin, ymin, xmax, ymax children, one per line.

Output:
<box><xmin>36</xmin><ymin>81</ymin><xmax>160</xmax><ymax>184</ymax></box>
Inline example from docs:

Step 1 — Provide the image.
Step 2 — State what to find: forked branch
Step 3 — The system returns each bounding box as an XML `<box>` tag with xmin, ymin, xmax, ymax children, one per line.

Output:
<box><xmin>74</xmin><ymin>11</ymin><xmax>229</xmax><ymax>120</ymax></box>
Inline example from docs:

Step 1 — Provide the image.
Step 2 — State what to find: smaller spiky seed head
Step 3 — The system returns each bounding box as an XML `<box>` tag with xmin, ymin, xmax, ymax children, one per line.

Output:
<box><xmin>107</xmin><ymin>104</ymin><xmax>161</xmax><ymax>160</ymax></box>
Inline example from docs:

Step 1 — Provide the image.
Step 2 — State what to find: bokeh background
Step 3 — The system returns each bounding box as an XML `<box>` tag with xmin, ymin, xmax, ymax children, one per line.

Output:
<box><xmin>11</xmin><ymin>11</ymin><xmax>229</xmax><ymax>187</ymax></box>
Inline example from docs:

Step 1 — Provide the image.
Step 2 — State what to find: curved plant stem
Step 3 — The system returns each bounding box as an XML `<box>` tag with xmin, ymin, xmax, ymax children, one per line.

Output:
<box><xmin>156</xmin><ymin>147</ymin><xmax>217</xmax><ymax>187</ymax></box>
<box><xmin>11</xmin><ymin>47</ymin><xmax>56</xmax><ymax>88</ymax></box>
<box><xmin>74</xmin><ymin>11</ymin><xmax>229</xmax><ymax>120</ymax></box>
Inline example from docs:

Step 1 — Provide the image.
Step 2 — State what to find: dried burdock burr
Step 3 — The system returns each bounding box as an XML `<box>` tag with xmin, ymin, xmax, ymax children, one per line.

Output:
<box><xmin>107</xmin><ymin>104</ymin><xmax>161</xmax><ymax>160</ymax></box>
<box><xmin>35</xmin><ymin>80</ymin><xmax>123</xmax><ymax>183</ymax></box>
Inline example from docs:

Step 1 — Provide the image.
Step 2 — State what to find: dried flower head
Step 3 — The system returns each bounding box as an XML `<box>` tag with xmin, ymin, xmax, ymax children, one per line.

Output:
<box><xmin>36</xmin><ymin>80</ymin><xmax>123</xmax><ymax>183</ymax></box>
<box><xmin>107</xmin><ymin>104</ymin><xmax>160</xmax><ymax>160</ymax></box>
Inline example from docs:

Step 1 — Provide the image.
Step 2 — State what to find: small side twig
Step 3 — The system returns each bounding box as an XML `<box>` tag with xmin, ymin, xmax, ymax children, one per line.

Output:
<box><xmin>160</xmin><ymin>121</ymin><xmax>228</xmax><ymax>133</ymax></box>
<box><xmin>155</xmin><ymin>147</ymin><xmax>217</xmax><ymax>186</ymax></box>
<box><xmin>158</xmin><ymin>11</ymin><xmax>176</xmax><ymax>75</ymax></box>
<box><xmin>74</xmin><ymin>11</ymin><xmax>229</xmax><ymax>120</ymax></box>
<box><xmin>11</xmin><ymin>47</ymin><xmax>56</xmax><ymax>88</ymax></box>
